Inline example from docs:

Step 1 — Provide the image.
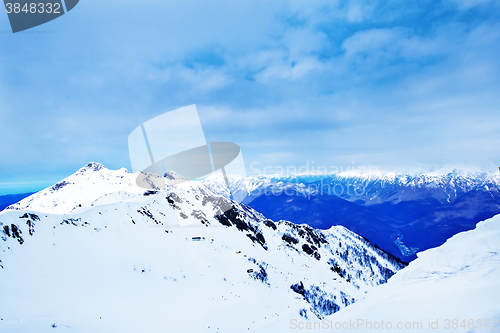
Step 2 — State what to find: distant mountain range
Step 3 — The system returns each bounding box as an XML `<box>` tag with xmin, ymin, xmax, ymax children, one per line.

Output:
<box><xmin>202</xmin><ymin>170</ymin><xmax>500</xmax><ymax>261</ymax></box>
<box><xmin>0</xmin><ymin>192</ymin><xmax>34</xmax><ymax>212</ymax></box>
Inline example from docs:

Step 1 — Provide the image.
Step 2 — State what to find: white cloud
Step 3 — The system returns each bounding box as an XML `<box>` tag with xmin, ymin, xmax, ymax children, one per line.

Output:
<box><xmin>450</xmin><ymin>0</ymin><xmax>492</xmax><ymax>10</ymax></box>
<box><xmin>341</xmin><ymin>26</ymin><xmax>454</xmax><ymax>60</ymax></box>
<box><xmin>341</xmin><ymin>28</ymin><xmax>408</xmax><ymax>57</ymax></box>
<box><xmin>178</xmin><ymin>67</ymin><xmax>233</xmax><ymax>92</ymax></box>
<box><xmin>346</xmin><ymin>2</ymin><xmax>376</xmax><ymax>23</ymax></box>
<box><xmin>282</xmin><ymin>27</ymin><xmax>330</xmax><ymax>60</ymax></box>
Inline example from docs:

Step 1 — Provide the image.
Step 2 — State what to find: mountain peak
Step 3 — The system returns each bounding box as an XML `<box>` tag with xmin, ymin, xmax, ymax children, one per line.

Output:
<box><xmin>5</xmin><ymin>163</ymin><xmax>138</xmax><ymax>214</ymax></box>
<box><xmin>164</xmin><ymin>170</ymin><xmax>187</xmax><ymax>181</ymax></box>
<box><xmin>77</xmin><ymin>162</ymin><xmax>107</xmax><ymax>174</ymax></box>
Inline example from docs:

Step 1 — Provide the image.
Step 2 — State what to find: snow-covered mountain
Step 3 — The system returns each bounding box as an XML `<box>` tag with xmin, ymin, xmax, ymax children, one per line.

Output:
<box><xmin>203</xmin><ymin>170</ymin><xmax>500</xmax><ymax>262</ymax></box>
<box><xmin>0</xmin><ymin>163</ymin><xmax>404</xmax><ymax>333</ymax></box>
<box><xmin>319</xmin><ymin>170</ymin><xmax>500</xmax><ymax>205</ymax></box>
<box><xmin>202</xmin><ymin>173</ymin><xmax>314</xmax><ymax>204</ymax></box>
<box><xmin>5</xmin><ymin>162</ymin><xmax>145</xmax><ymax>214</ymax></box>
<box><xmin>262</xmin><ymin>213</ymin><xmax>500</xmax><ymax>332</ymax></box>
<box><xmin>202</xmin><ymin>169</ymin><xmax>500</xmax><ymax>206</ymax></box>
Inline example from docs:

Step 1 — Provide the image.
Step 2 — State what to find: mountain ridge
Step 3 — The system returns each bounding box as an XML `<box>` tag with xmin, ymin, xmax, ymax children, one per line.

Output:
<box><xmin>203</xmin><ymin>170</ymin><xmax>500</xmax><ymax>262</ymax></box>
<box><xmin>0</xmin><ymin>162</ymin><xmax>405</xmax><ymax>332</ymax></box>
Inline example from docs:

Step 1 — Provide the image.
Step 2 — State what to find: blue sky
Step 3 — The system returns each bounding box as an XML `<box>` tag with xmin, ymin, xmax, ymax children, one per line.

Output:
<box><xmin>0</xmin><ymin>0</ymin><xmax>499</xmax><ymax>194</ymax></box>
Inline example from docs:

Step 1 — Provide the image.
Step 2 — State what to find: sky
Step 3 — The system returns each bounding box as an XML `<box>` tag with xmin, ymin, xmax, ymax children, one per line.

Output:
<box><xmin>0</xmin><ymin>0</ymin><xmax>499</xmax><ymax>194</ymax></box>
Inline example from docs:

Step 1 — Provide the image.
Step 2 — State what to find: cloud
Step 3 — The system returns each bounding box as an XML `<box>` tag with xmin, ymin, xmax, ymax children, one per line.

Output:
<box><xmin>450</xmin><ymin>0</ymin><xmax>492</xmax><ymax>10</ymax></box>
<box><xmin>0</xmin><ymin>0</ymin><xmax>499</xmax><ymax>191</ymax></box>
<box><xmin>340</xmin><ymin>24</ymin><xmax>460</xmax><ymax>67</ymax></box>
<box><xmin>146</xmin><ymin>64</ymin><xmax>233</xmax><ymax>92</ymax></box>
<box><xmin>346</xmin><ymin>2</ymin><xmax>376</xmax><ymax>23</ymax></box>
<box><xmin>342</xmin><ymin>27</ymin><xmax>409</xmax><ymax>56</ymax></box>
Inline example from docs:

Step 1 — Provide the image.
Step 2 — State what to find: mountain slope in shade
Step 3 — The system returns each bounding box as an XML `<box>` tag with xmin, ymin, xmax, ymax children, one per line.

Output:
<box><xmin>258</xmin><ymin>213</ymin><xmax>500</xmax><ymax>332</ymax></box>
<box><xmin>203</xmin><ymin>171</ymin><xmax>500</xmax><ymax>261</ymax></box>
<box><xmin>0</xmin><ymin>163</ymin><xmax>404</xmax><ymax>333</ymax></box>
<box><xmin>248</xmin><ymin>193</ymin><xmax>405</xmax><ymax>261</ymax></box>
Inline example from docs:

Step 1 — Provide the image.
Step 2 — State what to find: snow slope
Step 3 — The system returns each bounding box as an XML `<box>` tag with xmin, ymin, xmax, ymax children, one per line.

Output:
<box><xmin>258</xmin><ymin>214</ymin><xmax>500</xmax><ymax>332</ymax></box>
<box><xmin>0</xmin><ymin>163</ymin><xmax>404</xmax><ymax>333</ymax></box>
<box><xmin>5</xmin><ymin>162</ymin><xmax>145</xmax><ymax>214</ymax></box>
